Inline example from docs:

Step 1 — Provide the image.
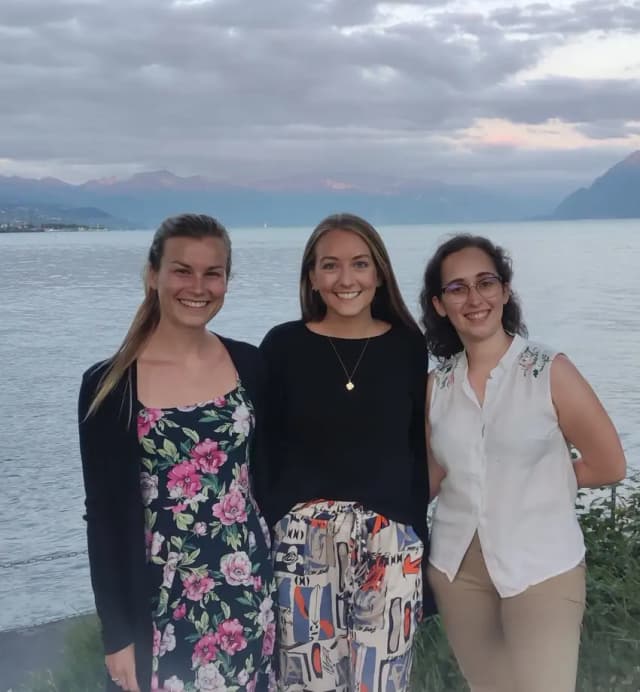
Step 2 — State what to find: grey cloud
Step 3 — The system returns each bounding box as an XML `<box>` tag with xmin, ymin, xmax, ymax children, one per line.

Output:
<box><xmin>484</xmin><ymin>77</ymin><xmax>640</xmax><ymax>125</ymax></box>
<box><xmin>489</xmin><ymin>0</ymin><xmax>640</xmax><ymax>35</ymax></box>
<box><xmin>0</xmin><ymin>0</ymin><xmax>638</xmax><ymax>190</ymax></box>
<box><xmin>575</xmin><ymin>120</ymin><xmax>640</xmax><ymax>139</ymax></box>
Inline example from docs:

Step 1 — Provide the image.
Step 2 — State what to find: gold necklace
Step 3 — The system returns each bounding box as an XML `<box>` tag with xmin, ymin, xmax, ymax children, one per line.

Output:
<box><xmin>326</xmin><ymin>337</ymin><xmax>371</xmax><ymax>391</ymax></box>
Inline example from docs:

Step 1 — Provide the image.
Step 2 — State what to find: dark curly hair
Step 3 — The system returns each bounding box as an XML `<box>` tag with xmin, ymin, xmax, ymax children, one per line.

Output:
<box><xmin>419</xmin><ymin>234</ymin><xmax>527</xmax><ymax>360</ymax></box>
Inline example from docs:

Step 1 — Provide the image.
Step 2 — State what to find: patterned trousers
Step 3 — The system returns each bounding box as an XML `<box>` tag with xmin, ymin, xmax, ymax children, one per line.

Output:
<box><xmin>273</xmin><ymin>500</ymin><xmax>423</xmax><ymax>691</ymax></box>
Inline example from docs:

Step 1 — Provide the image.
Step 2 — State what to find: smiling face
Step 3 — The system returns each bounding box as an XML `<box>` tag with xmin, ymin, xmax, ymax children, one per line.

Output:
<box><xmin>148</xmin><ymin>235</ymin><xmax>228</xmax><ymax>330</ymax></box>
<box><xmin>432</xmin><ymin>246</ymin><xmax>510</xmax><ymax>345</ymax></box>
<box><xmin>308</xmin><ymin>228</ymin><xmax>381</xmax><ymax>322</ymax></box>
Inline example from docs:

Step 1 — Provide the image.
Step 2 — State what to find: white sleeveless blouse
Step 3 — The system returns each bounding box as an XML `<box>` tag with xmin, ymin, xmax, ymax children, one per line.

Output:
<box><xmin>428</xmin><ymin>334</ymin><xmax>585</xmax><ymax>597</ymax></box>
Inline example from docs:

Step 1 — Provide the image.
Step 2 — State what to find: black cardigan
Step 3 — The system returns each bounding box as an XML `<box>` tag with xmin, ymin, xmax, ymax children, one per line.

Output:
<box><xmin>77</xmin><ymin>336</ymin><xmax>267</xmax><ymax>691</ymax></box>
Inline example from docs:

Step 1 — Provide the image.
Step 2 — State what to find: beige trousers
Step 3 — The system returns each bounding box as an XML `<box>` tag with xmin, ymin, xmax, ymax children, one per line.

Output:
<box><xmin>427</xmin><ymin>533</ymin><xmax>586</xmax><ymax>692</ymax></box>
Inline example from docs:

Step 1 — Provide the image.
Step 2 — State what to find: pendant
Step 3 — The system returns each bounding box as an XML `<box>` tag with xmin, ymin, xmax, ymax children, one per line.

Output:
<box><xmin>346</xmin><ymin>381</ymin><xmax>355</xmax><ymax>391</ymax></box>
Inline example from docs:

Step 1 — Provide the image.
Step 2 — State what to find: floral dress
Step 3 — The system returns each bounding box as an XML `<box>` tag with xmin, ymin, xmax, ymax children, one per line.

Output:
<box><xmin>138</xmin><ymin>382</ymin><xmax>276</xmax><ymax>692</ymax></box>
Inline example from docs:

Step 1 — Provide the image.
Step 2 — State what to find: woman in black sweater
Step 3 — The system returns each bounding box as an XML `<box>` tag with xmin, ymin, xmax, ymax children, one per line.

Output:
<box><xmin>78</xmin><ymin>214</ymin><xmax>276</xmax><ymax>692</ymax></box>
<box><xmin>260</xmin><ymin>213</ymin><xmax>431</xmax><ymax>691</ymax></box>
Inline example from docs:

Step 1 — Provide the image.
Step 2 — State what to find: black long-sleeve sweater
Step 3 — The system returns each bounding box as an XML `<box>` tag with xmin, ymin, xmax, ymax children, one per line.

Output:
<box><xmin>259</xmin><ymin>320</ymin><xmax>430</xmax><ymax>551</ymax></box>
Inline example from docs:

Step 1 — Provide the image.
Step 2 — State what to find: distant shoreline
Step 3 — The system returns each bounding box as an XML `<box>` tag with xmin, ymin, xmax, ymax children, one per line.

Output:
<box><xmin>0</xmin><ymin>225</ymin><xmax>106</xmax><ymax>234</ymax></box>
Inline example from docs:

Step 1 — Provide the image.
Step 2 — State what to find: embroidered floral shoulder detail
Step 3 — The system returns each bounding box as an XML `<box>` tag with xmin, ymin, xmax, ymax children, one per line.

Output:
<box><xmin>433</xmin><ymin>352</ymin><xmax>462</xmax><ymax>390</ymax></box>
<box><xmin>518</xmin><ymin>344</ymin><xmax>552</xmax><ymax>378</ymax></box>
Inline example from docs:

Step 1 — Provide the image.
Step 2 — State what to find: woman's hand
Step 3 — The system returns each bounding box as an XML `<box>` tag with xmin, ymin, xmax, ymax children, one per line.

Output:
<box><xmin>106</xmin><ymin>643</ymin><xmax>140</xmax><ymax>692</ymax></box>
<box><xmin>552</xmin><ymin>355</ymin><xmax>626</xmax><ymax>488</ymax></box>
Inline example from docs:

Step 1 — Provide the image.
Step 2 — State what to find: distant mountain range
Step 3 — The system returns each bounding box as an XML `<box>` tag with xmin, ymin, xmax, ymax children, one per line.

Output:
<box><xmin>0</xmin><ymin>170</ymin><xmax>555</xmax><ymax>228</ymax></box>
<box><xmin>0</xmin><ymin>152</ymin><xmax>638</xmax><ymax>227</ymax></box>
<box><xmin>551</xmin><ymin>151</ymin><xmax>640</xmax><ymax>220</ymax></box>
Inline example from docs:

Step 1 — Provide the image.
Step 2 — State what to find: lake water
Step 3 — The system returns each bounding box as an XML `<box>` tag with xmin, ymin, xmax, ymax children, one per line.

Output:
<box><xmin>1</xmin><ymin>220</ymin><xmax>639</xmax><ymax>631</ymax></box>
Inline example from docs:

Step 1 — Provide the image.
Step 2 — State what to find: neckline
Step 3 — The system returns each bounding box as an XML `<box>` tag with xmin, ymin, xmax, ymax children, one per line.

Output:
<box><xmin>302</xmin><ymin>321</ymin><xmax>394</xmax><ymax>341</ymax></box>
<box><xmin>137</xmin><ymin>382</ymin><xmax>241</xmax><ymax>412</ymax></box>
<box><xmin>133</xmin><ymin>332</ymin><xmax>241</xmax><ymax>410</ymax></box>
<box><xmin>460</xmin><ymin>333</ymin><xmax>524</xmax><ymax>374</ymax></box>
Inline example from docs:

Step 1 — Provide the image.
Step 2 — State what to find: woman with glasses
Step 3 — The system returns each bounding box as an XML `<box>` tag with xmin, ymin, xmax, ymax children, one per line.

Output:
<box><xmin>420</xmin><ymin>234</ymin><xmax>626</xmax><ymax>692</ymax></box>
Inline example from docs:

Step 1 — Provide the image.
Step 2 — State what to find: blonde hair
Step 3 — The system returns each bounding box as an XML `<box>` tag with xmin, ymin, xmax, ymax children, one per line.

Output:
<box><xmin>88</xmin><ymin>213</ymin><xmax>231</xmax><ymax>416</ymax></box>
<box><xmin>299</xmin><ymin>213</ymin><xmax>419</xmax><ymax>331</ymax></box>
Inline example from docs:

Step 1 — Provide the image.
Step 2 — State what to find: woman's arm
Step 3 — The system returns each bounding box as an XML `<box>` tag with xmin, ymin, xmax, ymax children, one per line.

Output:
<box><xmin>78</xmin><ymin>370</ymin><xmax>135</xmax><ymax>656</ymax></box>
<box><xmin>426</xmin><ymin>372</ymin><xmax>447</xmax><ymax>500</ymax></box>
<box><xmin>257</xmin><ymin>327</ymin><xmax>287</xmax><ymax>527</ymax></box>
<box><xmin>551</xmin><ymin>355</ymin><xmax>626</xmax><ymax>488</ymax></box>
<box><xmin>409</xmin><ymin>342</ymin><xmax>429</xmax><ymax>545</ymax></box>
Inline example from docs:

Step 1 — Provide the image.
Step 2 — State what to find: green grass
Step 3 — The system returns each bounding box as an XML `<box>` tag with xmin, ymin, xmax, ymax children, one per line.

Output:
<box><xmin>20</xmin><ymin>615</ymin><xmax>104</xmax><ymax>692</ymax></box>
<box><xmin>20</xmin><ymin>475</ymin><xmax>640</xmax><ymax>692</ymax></box>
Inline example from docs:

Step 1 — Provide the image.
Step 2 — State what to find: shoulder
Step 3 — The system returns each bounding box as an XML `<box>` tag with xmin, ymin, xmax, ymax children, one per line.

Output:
<box><xmin>260</xmin><ymin>320</ymin><xmax>304</xmax><ymax>346</ymax></box>
<box><xmin>81</xmin><ymin>359</ymin><xmax>112</xmax><ymax>385</ymax></box>
<box><xmin>218</xmin><ymin>334</ymin><xmax>259</xmax><ymax>359</ymax></box>
<box><xmin>386</xmin><ymin>324</ymin><xmax>427</xmax><ymax>355</ymax></box>
<box><xmin>259</xmin><ymin>321</ymin><xmax>306</xmax><ymax>359</ymax></box>
<box><xmin>78</xmin><ymin>358</ymin><xmax>132</xmax><ymax>424</ymax></box>
<box><xmin>79</xmin><ymin>359</ymin><xmax>114</xmax><ymax>401</ymax></box>
<box><xmin>218</xmin><ymin>334</ymin><xmax>264</xmax><ymax>375</ymax></box>
<box><xmin>514</xmin><ymin>338</ymin><xmax>558</xmax><ymax>379</ymax></box>
<box><xmin>431</xmin><ymin>351</ymin><xmax>462</xmax><ymax>390</ymax></box>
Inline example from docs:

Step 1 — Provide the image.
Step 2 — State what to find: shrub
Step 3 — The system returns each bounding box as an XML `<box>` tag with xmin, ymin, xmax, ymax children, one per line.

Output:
<box><xmin>20</xmin><ymin>476</ymin><xmax>640</xmax><ymax>692</ymax></box>
<box><xmin>412</xmin><ymin>474</ymin><xmax>640</xmax><ymax>692</ymax></box>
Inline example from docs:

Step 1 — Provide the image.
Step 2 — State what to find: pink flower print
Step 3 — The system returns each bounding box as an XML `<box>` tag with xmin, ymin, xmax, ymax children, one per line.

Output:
<box><xmin>192</xmin><ymin>633</ymin><xmax>218</xmax><ymax>667</ymax></box>
<box><xmin>173</xmin><ymin>602</ymin><xmax>187</xmax><ymax>620</ymax></box>
<box><xmin>163</xmin><ymin>676</ymin><xmax>185</xmax><ymax>692</ymax></box>
<box><xmin>171</xmin><ymin>502</ymin><xmax>188</xmax><ymax>514</ymax></box>
<box><xmin>252</xmin><ymin>575</ymin><xmax>262</xmax><ymax>592</ymax></box>
<box><xmin>150</xmin><ymin>673</ymin><xmax>160</xmax><ymax>691</ymax></box>
<box><xmin>261</xmin><ymin>621</ymin><xmax>276</xmax><ymax>657</ymax></box>
<box><xmin>190</xmin><ymin>439</ymin><xmax>228</xmax><ymax>474</ymax></box>
<box><xmin>160</xmin><ymin>623</ymin><xmax>177</xmax><ymax>656</ymax></box>
<box><xmin>230</xmin><ymin>464</ymin><xmax>250</xmax><ymax>493</ymax></box>
<box><xmin>138</xmin><ymin>408</ymin><xmax>163</xmax><ymax>439</ymax></box>
<box><xmin>212</xmin><ymin>490</ymin><xmax>248</xmax><ymax>526</ymax></box>
<box><xmin>195</xmin><ymin>662</ymin><xmax>226</xmax><ymax>691</ymax></box>
<box><xmin>152</xmin><ymin>622</ymin><xmax>162</xmax><ymax>656</ymax></box>
<box><xmin>140</xmin><ymin>472</ymin><xmax>159</xmax><ymax>506</ymax></box>
<box><xmin>193</xmin><ymin>521</ymin><xmax>208</xmax><ymax>536</ymax></box>
<box><xmin>167</xmin><ymin>461</ymin><xmax>202</xmax><ymax>499</ymax></box>
<box><xmin>214</xmin><ymin>618</ymin><xmax>247</xmax><ymax>655</ymax></box>
<box><xmin>246</xmin><ymin>673</ymin><xmax>258</xmax><ymax>692</ymax></box>
<box><xmin>220</xmin><ymin>551</ymin><xmax>252</xmax><ymax>587</ymax></box>
<box><xmin>213</xmin><ymin>396</ymin><xmax>226</xmax><ymax>407</ymax></box>
<box><xmin>237</xmin><ymin>670</ymin><xmax>249</xmax><ymax>686</ymax></box>
<box><xmin>182</xmin><ymin>572</ymin><xmax>216</xmax><ymax>602</ymax></box>
<box><xmin>231</xmin><ymin>404</ymin><xmax>252</xmax><ymax>436</ymax></box>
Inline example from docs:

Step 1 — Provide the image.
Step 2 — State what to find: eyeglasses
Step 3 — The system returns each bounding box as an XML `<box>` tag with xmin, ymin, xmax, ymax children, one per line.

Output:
<box><xmin>441</xmin><ymin>274</ymin><xmax>504</xmax><ymax>303</ymax></box>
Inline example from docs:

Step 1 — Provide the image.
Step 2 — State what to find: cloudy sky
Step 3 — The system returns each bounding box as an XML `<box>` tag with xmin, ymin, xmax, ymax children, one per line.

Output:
<box><xmin>1</xmin><ymin>0</ymin><xmax>639</xmax><ymax>194</ymax></box>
